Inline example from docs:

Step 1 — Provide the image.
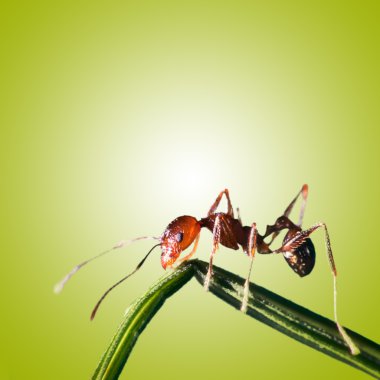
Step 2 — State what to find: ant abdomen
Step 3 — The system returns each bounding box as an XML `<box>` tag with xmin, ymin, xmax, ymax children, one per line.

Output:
<box><xmin>283</xmin><ymin>238</ymin><xmax>316</xmax><ymax>277</ymax></box>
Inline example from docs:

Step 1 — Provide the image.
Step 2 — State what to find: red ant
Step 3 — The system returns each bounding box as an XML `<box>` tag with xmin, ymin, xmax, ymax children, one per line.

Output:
<box><xmin>55</xmin><ymin>185</ymin><xmax>359</xmax><ymax>355</ymax></box>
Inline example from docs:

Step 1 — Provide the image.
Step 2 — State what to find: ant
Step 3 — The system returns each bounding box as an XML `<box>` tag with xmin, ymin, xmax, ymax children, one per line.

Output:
<box><xmin>55</xmin><ymin>185</ymin><xmax>359</xmax><ymax>355</ymax></box>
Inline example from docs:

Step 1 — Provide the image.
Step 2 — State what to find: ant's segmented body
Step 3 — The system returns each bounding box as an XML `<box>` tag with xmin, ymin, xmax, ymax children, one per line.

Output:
<box><xmin>160</xmin><ymin>186</ymin><xmax>317</xmax><ymax>296</ymax></box>
<box><xmin>55</xmin><ymin>185</ymin><xmax>359</xmax><ymax>355</ymax></box>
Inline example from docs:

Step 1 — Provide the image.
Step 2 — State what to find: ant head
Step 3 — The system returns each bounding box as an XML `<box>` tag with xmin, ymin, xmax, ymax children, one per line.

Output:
<box><xmin>160</xmin><ymin>215</ymin><xmax>200</xmax><ymax>269</ymax></box>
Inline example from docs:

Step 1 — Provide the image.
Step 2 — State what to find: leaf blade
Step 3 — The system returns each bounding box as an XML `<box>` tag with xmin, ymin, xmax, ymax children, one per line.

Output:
<box><xmin>192</xmin><ymin>259</ymin><xmax>380</xmax><ymax>379</ymax></box>
<box><xmin>92</xmin><ymin>259</ymin><xmax>380</xmax><ymax>379</ymax></box>
<box><xmin>92</xmin><ymin>261</ymin><xmax>195</xmax><ymax>380</ymax></box>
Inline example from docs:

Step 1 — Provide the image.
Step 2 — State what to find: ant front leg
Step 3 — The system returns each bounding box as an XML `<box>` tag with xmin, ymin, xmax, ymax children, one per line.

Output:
<box><xmin>274</xmin><ymin>223</ymin><xmax>360</xmax><ymax>355</ymax></box>
<box><xmin>204</xmin><ymin>214</ymin><xmax>222</xmax><ymax>291</ymax></box>
<box><xmin>241</xmin><ymin>223</ymin><xmax>257</xmax><ymax>313</ymax></box>
<box><xmin>176</xmin><ymin>233</ymin><xmax>200</xmax><ymax>266</ymax></box>
<box><xmin>208</xmin><ymin>189</ymin><xmax>234</xmax><ymax>218</ymax></box>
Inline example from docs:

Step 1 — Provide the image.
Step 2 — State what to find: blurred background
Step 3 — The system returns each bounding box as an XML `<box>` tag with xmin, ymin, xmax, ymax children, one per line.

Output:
<box><xmin>1</xmin><ymin>1</ymin><xmax>379</xmax><ymax>379</ymax></box>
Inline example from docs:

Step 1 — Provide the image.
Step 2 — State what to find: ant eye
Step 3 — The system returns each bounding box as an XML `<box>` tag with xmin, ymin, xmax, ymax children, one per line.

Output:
<box><xmin>175</xmin><ymin>232</ymin><xmax>184</xmax><ymax>242</ymax></box>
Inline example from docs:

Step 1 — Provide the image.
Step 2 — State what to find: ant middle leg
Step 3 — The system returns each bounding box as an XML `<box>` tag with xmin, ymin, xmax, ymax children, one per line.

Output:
<box><xmin>241</xmin><ymin>223</ymin><xmax>257</xmax><ymax>313</ymax></box>
<box><xmin>204</xmin><ymin>214</ymin><xmax>222</xmax><ymax>291</ymax></box>
<box><xmin>208</xmin><ymin>189</ymin><xmax>234</xmax><ymax>217</ymax></box>
<box><xmin>274</xmin><ymin>223</ymin><xmax>360</xmax><ymax>355</ymax></box>
<box><xmin>236</xmin><ymin>207</ymin><xmax>242</xmax><ymax>224</ymax></box>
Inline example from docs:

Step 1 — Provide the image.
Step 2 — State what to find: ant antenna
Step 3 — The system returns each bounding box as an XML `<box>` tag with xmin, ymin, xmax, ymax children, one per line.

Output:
<box><xmin>54</xmin><ymin>236</ymin><xmax>159</xmax><ymax>294</ymax></box>
<box><xmin>90</xmin><ymin>243</ymin><xmax>161</xmax><ymax>320</ymax></box>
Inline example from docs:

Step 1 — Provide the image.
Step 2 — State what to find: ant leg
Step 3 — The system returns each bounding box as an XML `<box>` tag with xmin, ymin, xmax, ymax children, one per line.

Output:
<box><xmin>268</xmin><ymin>185</ymin><xmax>308</xmax><ymax>245</ymax></box>
<box><xmin>236</xmin><ymin>207</ymin><xmax>242</xmax><ymax>224</ymax></box>
<box><xmin>274</xmin><ymin>223</ymin><xmax>360</xmax><ymax>355</ymax></box>
<box><xmin>208</xmin><ymin>189</ymin><xmax>234</xmax><ymax>217</ymax></box>
<box><xmin>176</xmin><ymin>233</ymin><xmax>200</xmax><ymax>265</ymax></box>
<box><xmin>284</xmin><ymin>184</ymin><xmax>309</xmax><ymax>226</ymax></box>
<box><xmin>241</xmin><ymin>223</ymin><xmax>257</xmax><ymax>313</ymax></box>
<box><xmin>204</xmin><ymin>214</ymin><xmax>222</xmax><ymax>291</ymax></box>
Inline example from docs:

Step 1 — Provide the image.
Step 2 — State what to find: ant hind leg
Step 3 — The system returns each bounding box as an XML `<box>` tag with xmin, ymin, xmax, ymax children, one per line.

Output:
<box><xmin>268</xmin><ymin>184</ymin><xmax>308</xmax><ymax>246</ymax></box>
<box><xmin>284</xmin><ymin>184</ymin><xmax>309</xmax><ymax>227</ymax></box>
<box><xmin>274</xmin><ymin>222</ymin><xmax>360</xmax><ymax>355</ymax></box>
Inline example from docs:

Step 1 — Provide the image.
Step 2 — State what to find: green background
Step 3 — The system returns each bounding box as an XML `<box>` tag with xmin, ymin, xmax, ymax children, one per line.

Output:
<box><xmin>1</xmin><ymin>1</ymin><xmax>379</xmax><ymax>379</ymax></box>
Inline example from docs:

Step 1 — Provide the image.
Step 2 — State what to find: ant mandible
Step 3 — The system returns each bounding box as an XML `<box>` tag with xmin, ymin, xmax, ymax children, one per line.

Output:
<box><xmin>55</xmin><ymin>185</ymin><xmax>359</xmax><ymax>355</ymax></box>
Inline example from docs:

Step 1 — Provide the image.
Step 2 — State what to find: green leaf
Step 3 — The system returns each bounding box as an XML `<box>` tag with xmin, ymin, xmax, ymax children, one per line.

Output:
<box><xmin>92</xmin><ymin>260</ymin><xmax>380</xmax><ymax>379</ymax></box>
<box><xmin>92</xmin><ymin>261</ymin><xmax>195</xmax><ymax>380</ymax></box>
<box><xmin>192</xmin><ymin>260</ymin><xmax>380</xmax><ymax>379</ymax></box>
